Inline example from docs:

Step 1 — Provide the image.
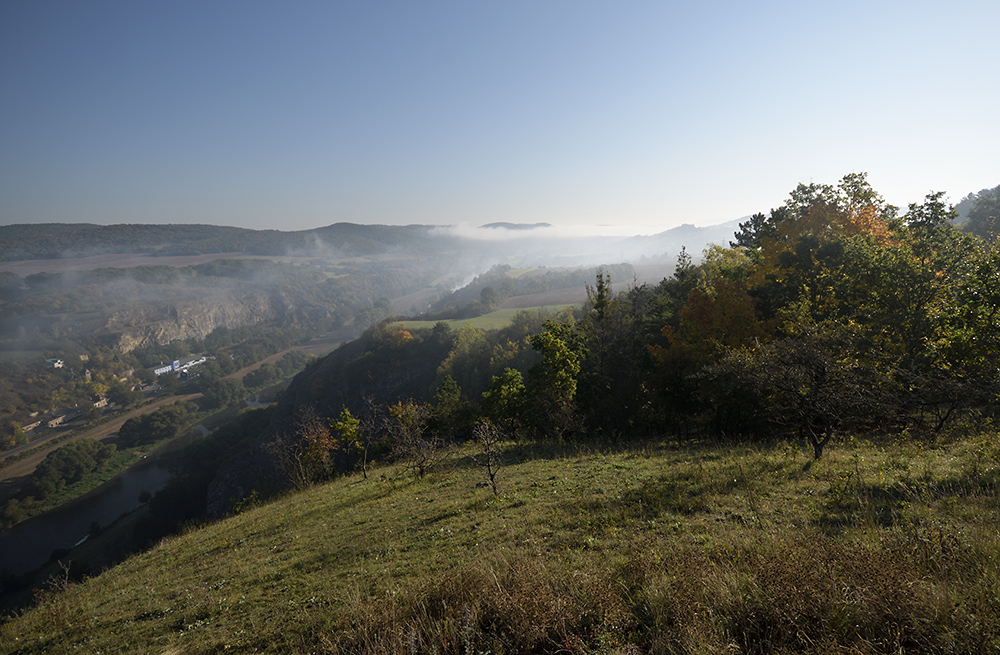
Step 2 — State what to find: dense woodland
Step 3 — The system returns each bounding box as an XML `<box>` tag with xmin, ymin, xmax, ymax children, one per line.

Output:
<box><xmin>258</xmin><ymin>174</ymin><xmax>1000</xmax><ymax>495</ymax></box>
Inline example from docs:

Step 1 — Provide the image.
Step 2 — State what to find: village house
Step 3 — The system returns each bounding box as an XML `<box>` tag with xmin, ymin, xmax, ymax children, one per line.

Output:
<box><xmin>46</xmin><ymin>410</ymin><xmax>81</xmax><ymax>428</ymax></box>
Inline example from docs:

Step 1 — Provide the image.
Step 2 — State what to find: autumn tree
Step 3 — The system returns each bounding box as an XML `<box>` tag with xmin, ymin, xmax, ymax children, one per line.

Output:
<box><xmin>747</xmin><ymin>173</ymin><xmax>897</xmax><ymax>321</ymax></box>
<box><xmin>331</xmin><ymin>406</ymin><xmax>364</xmax><ymax>476</ymax></box>
<box><xmin>648</xmin><ymin>274</ymin><xmax>766</xmax><ymax>435</ymax></box>
<box><xmin>267</xmin><ymin>407</ymin><xmax>332</xmax><ymax>489</ymax></box>
<box><xmin>711</xmin><ymin>175</ymin><xmax>991</xmax><ymax>441</ymax></box>
<box><xmin>652</xmin><ymin>276</ymin><xmax>765</xmax><ymax>367</ymax></box>
<box><xmin>0</xmin><ymin>420</ymin><xmax>26</xmax><ymax>450</ymax></box>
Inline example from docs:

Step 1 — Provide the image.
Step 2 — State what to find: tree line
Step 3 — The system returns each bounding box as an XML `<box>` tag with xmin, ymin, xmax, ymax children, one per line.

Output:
<box><xmin>265</xmin><ymin>173</ymin><xmax>1000</xmax><ymax>496</ymax></box>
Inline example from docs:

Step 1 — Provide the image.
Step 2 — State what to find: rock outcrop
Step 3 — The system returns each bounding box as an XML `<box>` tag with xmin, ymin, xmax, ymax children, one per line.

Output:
<box><xmin>102</xmin><ymin>289</ymin><xmax>282</xmax><ymax>353</ymax></box>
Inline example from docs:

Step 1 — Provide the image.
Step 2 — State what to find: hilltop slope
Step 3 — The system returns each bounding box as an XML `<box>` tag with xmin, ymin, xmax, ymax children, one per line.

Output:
<box><xmin>2</xmin><ymin>436</ymin><xmax>998</xmax><ymax>653</ymax></box>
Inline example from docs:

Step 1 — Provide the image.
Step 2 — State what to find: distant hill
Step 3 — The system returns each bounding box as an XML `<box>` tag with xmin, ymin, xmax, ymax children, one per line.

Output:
<box><xmin>479</xmin><ymin>222</ymin><xmax>552</xmax><ymax>230</ymax></box>
<box><xmin>0</xmin><ymin>223</ymin><xmax>103</xmax><ymax>239</ymax></box>
<box><xmin>0</xmin><ymin>222</ymin><xmax>460</xmax><ymax>262</ymax></box>
<box><xmin>0</xmin><ymin>223</ymin><xmax>262</xmax><ymax>261</ymax></box>
<box><xmin>601</xmin><ymin>219</ymin><xmax>743</xmax><ymax>262</ymax></box>
<box><xmin>0</xmin><ymin>219</ymin><xmax>745</xmax><ymax>272</ymax></box>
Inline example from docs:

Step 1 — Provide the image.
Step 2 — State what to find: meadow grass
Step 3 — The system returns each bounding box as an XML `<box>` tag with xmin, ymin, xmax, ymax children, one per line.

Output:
<box><xmin>395</xmin><ymin>305</ymin><xmax>581</xmax><ymax>332</ymax></box>
<box><xmin>2</xmin><ymin>433</ymin><xmax>998</xmax><ymax>653</ymax></box>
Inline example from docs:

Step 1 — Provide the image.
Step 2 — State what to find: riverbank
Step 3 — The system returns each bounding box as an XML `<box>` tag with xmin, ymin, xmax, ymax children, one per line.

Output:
<box><xmin>0</xmin><ymin>328</ymin><xmax>348</xmax><ymax>520</ymax></box>
<box><xmin>0</xmin><ymin>377</ymin><xmax>294</xmax><ymax>613</ymax></box>
<box><xmin>0</xmin><ymin>428</ymin><xmax>194</xmax><ymax>579</ymax></box>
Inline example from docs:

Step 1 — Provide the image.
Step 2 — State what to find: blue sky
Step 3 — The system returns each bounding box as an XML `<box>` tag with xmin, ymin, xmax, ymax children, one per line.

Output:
<box><xmin>1</xmin><ymin>1</ymin><xmax>998</xmax><ymax>234</ymax></box>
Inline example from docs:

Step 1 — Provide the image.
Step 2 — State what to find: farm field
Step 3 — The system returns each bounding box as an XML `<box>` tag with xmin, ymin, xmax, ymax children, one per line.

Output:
<box><xmin>395</xmin><ymin>303</ymin><xmax>583</xmax><ymax>332</ymax></box>
<box><xmin>0</xmin><ymin>253</ymin><xmax>268</xmax><ymax>276</ymax></box>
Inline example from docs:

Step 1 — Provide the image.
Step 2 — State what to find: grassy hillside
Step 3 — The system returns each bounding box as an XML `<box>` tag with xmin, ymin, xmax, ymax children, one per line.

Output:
<box><xmin>3</xmin><ymin>433</ymin><xmax>998</xmax><ymax>653</ymax></box>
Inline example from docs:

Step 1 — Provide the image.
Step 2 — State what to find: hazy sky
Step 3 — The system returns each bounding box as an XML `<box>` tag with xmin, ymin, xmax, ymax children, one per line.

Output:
<box><xmin>1</xmin><ymin>1</ymin><xmax>997</xmax><ymax>234</ymax></box>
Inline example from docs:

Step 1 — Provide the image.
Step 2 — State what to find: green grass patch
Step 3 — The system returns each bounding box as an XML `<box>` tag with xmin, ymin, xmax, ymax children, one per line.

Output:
<box><xmin>3</xmin><ymin>435</ymin><xmax>999</xmax><ymax>653</ymax></box>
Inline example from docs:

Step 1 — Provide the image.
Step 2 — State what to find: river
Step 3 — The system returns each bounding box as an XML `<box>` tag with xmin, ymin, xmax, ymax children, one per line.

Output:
<box><xmin>0</xmin><ymin>428</ymin><xmax>206</xmax><ymax>578</ymax></box>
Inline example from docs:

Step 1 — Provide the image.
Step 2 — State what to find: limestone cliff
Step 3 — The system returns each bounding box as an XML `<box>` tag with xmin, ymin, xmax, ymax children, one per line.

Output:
<box><xmin>102</xmin><ymin>289</ymin><xmax>283</xmax><ymax>353</ymax></box>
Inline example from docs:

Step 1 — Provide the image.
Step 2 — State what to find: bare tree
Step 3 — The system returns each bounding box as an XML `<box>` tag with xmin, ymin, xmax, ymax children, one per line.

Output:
<box><xmin>357</xmin><ymin>396</ymin><xmax>387</xmax><ymax>479</ymax></box>
<box><xmin>469</xmin><ymin>419</ymin><xmax>505</xmax><ymax>495</ymax></box>
<box><xmin>387</xmin><ymin>401</ymin><xmax>443</xmax><ymax>477</ymax></box>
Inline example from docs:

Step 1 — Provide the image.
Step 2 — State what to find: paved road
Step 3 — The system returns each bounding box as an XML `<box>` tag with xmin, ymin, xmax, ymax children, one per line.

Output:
<box><xmin>0</xmin><ymin>392</ymin><xmax>202</xmax><ymax>504</ymax></box>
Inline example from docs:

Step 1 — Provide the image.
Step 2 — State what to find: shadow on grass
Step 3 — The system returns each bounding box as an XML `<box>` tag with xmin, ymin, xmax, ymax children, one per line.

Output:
<box><xmin>435</xmin><ymin>438</ymin><xmax>628</xmax><ymax>476</ymax></box>
<box><xmin>818</xmin><ymin>465</ymin><xmax>1000</xmax><ymax>530</ymax></box>
<box><xmin>616</xmin><ymin>475</ymin><xmax>716</xmax><ymax>519</ymax></box>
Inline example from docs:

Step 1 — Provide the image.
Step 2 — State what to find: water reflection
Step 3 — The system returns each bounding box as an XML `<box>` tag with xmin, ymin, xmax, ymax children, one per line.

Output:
<box><xmin>0</xmin><ymin>430</ymin><xmax>205</xmax><ymax>577</ymax></box>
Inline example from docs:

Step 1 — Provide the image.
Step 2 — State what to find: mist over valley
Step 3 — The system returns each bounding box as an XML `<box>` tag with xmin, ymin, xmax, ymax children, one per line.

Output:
<box><xmin>2</xmin><ymin>179</ymin><xmax>1000</xmax><ymax>652</ymax></box>
<box><xmin>0</xmin><ymin>219</ymin><xmax>738</xmax><ymax>354</ymax></box>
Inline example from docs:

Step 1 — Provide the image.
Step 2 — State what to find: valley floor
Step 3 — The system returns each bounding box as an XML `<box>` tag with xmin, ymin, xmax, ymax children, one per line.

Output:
<box><xmin>0</xmin><ymin>328</ymin><xmax>349</xmax><ymax>498</ymax></box>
